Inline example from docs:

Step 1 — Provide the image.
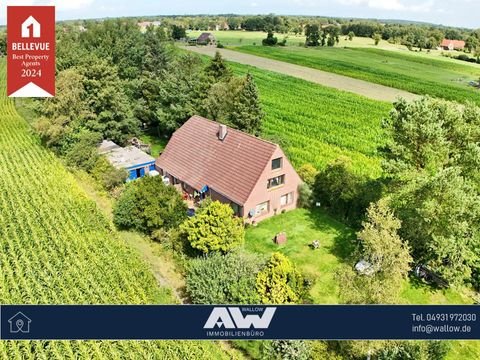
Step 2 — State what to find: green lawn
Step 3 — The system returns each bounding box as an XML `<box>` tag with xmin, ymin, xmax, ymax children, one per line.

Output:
<box><xmin>233</xmin><ymin>45</ymin><xmax>480</xmax><ymax>105</ymax></box>
<box><xmin>245</xmin><ymin>209</ymin><xmax>479</xmax><ymax>358</ymax></box>
<box><xmin>139</xmin><ymin>130</ymin><xmax>169</xmax><ymax>157</ymax></box>
<box><xmin>228</xmin><ymin>62</ymin><xmax>391</xmax><ymax>177</ymax></box>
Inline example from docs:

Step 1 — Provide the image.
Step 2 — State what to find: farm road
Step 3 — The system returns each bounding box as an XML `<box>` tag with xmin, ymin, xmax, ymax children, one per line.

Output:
<box><xmin>187</xmin><ymin>46</ymin><xmax>420</xmax><ymax>103</ymax></box>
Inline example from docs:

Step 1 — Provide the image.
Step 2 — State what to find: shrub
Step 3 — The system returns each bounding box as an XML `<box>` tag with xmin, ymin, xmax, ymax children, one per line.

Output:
<box><xmin>113</xmin><ymin>176</ymin><xmax>187</xmax><ymax>234</ymax></box>
<box><xmin>312</xmin><ymin>157</ymin><xmax>383</xmax><ymax>227</ymax></box>
<box><xmin>298</xmin><ymin>183</ymin><xmax>313</xmax><ymax>208</ymax></box>
<box><xmin>297</xmin><ymin>163</ymin><xmax>318</xmax><ymax>186</ymax></box>
<box><xmin>261</xmin><ymin>340</ymin><xmax>311</xmax><ymax>360</ymax></box>
<box><xmin>186</xmin><ymin>251</ymin><xmax>262</xmax><ymax>304</ymax></box>
<box><xmin>262</xmin><ymin>31</ymin><xmax>278</xmax><ymax>46</ymax></box>
<box><xmin>180</xmin><ymin>201</ymin><xmax>244</xmax><ymax>254</ymax></box>
<box><xmin>91</xmin><ymin>156</ymin><xmax>128</xmax><ymax>190</ymax></box>
<box><xmin>217</xmin><ymin>42</ymin><xmax>224</xmax><ymax>48</ymax></box>
<box><xmin>64</xmin><ymin>131</ymin><xmax>102</xmax><ymax>171</ymax></box>
<box><xmin>256</xmin><ymin>252</ymin><xmax>306</xmax><ymax>304</ymax></box>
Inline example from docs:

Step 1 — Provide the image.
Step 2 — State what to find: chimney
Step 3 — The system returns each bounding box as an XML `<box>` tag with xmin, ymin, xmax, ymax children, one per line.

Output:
<box><xmin>218</xmin><ymin>124</ymin><xmax>228</xmax><ymax>141</ymax></box>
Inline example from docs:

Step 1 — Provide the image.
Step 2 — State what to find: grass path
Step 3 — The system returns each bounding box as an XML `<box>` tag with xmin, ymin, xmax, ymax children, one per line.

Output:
<box><xmin>73</xmin><ymin>171</ymin><xmax>188</xmax><ymax>303</ymax></box>
<box><xmin>186</xmin><ymin>46</ymin><xmax>420</xmax><ymax>103</ymax></box>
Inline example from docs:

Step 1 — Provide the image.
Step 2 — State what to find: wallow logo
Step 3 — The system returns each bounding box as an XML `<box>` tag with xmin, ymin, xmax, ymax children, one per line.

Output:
<box><xmin>204</xmin><ymin>307</ymin><xmax>276</xmax><ymax>329</ymax></box>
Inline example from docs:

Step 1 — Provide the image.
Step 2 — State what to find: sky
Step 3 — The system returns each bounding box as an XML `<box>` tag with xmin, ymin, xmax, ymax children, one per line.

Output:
<box><xmin>0</xmin><ymin>0</ymin><xmax>478</xmax><ymax>29</ymax></box>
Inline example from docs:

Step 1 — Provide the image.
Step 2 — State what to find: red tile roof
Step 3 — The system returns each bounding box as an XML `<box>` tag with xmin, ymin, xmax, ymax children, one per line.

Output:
<box><xmin>156</xmin><ymin>115</ymin><xmax>278</xmax><ymax>205</ymax></box>
<box><xmin>440</xmin><ymin>39</ymin><xmax>465</xmax><ymax>49</ymax></box>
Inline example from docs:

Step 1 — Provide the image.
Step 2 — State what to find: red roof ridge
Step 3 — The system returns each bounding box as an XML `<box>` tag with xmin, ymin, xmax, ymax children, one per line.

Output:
<box><xmin>189</xmin><ymin>114</ymin><xmax>279</xmax><ymax>148</ymax></box>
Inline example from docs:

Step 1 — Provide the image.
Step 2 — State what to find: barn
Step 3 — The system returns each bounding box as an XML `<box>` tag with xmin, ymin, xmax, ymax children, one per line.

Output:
<box><xmin>197</xmin><ymin>32</ymin><xmax>216</xmax><ymax>45</ymax></box>
<box><xmin>99</xmin><ymin>140</ymin><xmax>157</xmax><ymax>181</ymax></box>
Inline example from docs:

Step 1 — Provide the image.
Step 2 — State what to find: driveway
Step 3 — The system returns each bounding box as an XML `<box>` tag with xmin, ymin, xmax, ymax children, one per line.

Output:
<box><xmin>186</xmin><ymin>46</ymin><xmax>420</xmax><ymax>103</ymax></box>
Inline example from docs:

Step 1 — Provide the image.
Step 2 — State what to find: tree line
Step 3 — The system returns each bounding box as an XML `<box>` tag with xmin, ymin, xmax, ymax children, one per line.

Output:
<box><xmin>28</xmin><ymin>20</ymin><xmax>262</xmax><ymax>189</ymax></box>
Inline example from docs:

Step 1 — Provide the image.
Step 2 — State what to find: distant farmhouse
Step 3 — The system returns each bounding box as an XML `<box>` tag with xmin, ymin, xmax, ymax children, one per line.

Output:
<box><xmin>440</xmin><ymin>39</ymin><xmax>465</xmax><ymax>51</ymax></box>
<box><xmin>99</xmin><ymin>140</ymin><xmax>157</xmax><ymax>181</ymax></box>
<box><xmin>156</xmin><ymin>116</ymin><xmax>302</xmax><ymax>223</ymax></box>
<box><xmin>138</xmin><ymin>21</ymin><xmax>161</xmax><ymax>33</ymax></box>
<box><xmin>196</xmin><ymin>32</ymin><xmax>216</xmax><ymax>45</ymax></box>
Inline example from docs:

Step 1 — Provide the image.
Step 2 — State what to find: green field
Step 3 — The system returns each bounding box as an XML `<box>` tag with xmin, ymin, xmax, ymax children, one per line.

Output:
<box><xmin>187</xmin><ymin>30</ymin><xmax>306</xmax><ymax>47</ymax></box>
<box><xmin>245</xmin><ymin>209</ymin><xmax>479</xmax><ymax>359</ymax></box>
<box><xmin>234</xmin><ymin>45</ymin><xmax>480</xmax><ymax>104</ymax></box>
<box><xmin>0</xmin><ymin>60</ymin><xmax>231</xmax><ymax>359</ymax></box>
<box><xmin>229</xmin><ymin>61</ymin><xmax>391</xmax><ymax>176</ymax></box>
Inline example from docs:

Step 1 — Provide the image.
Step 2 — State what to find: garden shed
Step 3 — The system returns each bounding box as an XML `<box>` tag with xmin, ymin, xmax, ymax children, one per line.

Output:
<box><xmin>99</xmin><ymin>140</ymin><xmax>157</xmax><ymax>181</ymax></box>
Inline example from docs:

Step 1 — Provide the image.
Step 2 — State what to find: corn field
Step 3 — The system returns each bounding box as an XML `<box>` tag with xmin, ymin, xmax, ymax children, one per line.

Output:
<box><xmin>0</xmin><ymin>60</ymin><xmax>232</xmax><ymax>359</ymax></box>
<box><xmin>231</xmin><ymin>62</ymin><xmax>393</xmax><ymax>177</ymax></box>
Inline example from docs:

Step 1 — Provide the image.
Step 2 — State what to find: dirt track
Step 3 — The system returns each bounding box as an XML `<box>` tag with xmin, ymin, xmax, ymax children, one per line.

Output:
<box><xmin>187</xmin><ymin>46</ymin><xmax>420</xmax><ymax>103</ymax></box>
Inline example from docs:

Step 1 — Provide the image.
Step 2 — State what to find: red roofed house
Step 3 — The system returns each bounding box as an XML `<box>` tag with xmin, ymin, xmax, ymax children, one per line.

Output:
<box><xmin>156</xmin><ymin>115</ymin><xmax>303</xmax><ymax>223</ymax></box>
<box><xmin>440</xmin><ymin>39</ymin><xmax>465</xmax><ymax>51</ymax></box>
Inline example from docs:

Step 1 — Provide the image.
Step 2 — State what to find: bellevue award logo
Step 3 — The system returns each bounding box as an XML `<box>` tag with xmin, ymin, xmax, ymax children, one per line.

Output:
<box><xmin>7</xmin><ymin>6</ymin><xmax>55</xmax><ymax>97</ymax></box>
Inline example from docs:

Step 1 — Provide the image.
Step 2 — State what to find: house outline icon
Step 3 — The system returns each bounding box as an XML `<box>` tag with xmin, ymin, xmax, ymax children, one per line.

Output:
<box><xmin>22</xmin><ymin>16</ymin><xmax>41</xmax><ymax>38</ymax></box>
<box><xmin>8</xmin><ymin>312</ymin><xmax>32</xmax><ymax>333</ymax></box>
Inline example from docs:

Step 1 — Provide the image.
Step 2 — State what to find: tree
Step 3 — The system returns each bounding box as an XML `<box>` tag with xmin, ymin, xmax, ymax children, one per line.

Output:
<box><xmin>338</xmin><ymin>199</ymin><xmax>412</xmax><ymax>305</ymax></box>
<box><xmin>171</xmin><ymin>25</ymin><xmax>186</xmax><ymax>40</ymax></box>
<box><xmin>348</xmin><ymin>31</ymin><xmax>355</xmax><ymax>41</ymax></box>
<box><xmin>180</xmin><ymin>201</ymin><xmax>245</xmax><ymax>254</ymax></box>
<box><xmin>373</xmin><ymin>33</ymin><xmax>382</xmax><ymax>46</ymax></box>
<box><xmin>262</xmin><ymin>30</ymin><xmax>278</xmax><ymax>46</ymax></box>
<box><xmin>113</xmin><ymin>176</ymin><xmax>187</xmax><ymax>234</ymax></box>
<box><xmin>34</xmin><ymin>69</ymin><xmax>92</xmax><ymax>152</ymax></box>
<box><xmin>392</xmin><ymin>168</ymin><xmax>480</xmax><ymax>285</ymax></box>
<box><xmin>383</xmin><ymin>98</ymin><xmax>480</xmax><ymax>285</ymax></box>
<box><xmin>465</xmin><ymin>36</ymin><xmax>479</xmax><ymax>53</ymax></box>
<box><xmin>297</xmin><ymin>163</ymin><xmax>318</xmax><ymax>186</ymax></box>
<box><xmin>312</xmin><ymin>157</ymin><xmax>383</xmax><ymax>226</ymax></box>
<box><xmin>256</xmin><ymin>252</ymin><xmax>306</xmax><ymax>304</ymax></box>
<box><xmin>0</xmin><ymin>31</ymin><xmax>6</xmax><ymax>56</ymax></box>
<box><xmin>156</xmin><ymin>53</ymin><xmax>212</xmax><ymax>133</ymax></box>
<box><xmin>78</xmin><ymin>57</ymin><xmax>139</xmax><ymax>144</ymax></box>
<box><xmin>186</xmin><ymin>251</ymin><xmax>262</xmax><ymax>304</ymax></box>
<box><xmin>64</xmin><ymin>131</ymin><xmax>102</xmax><ymax>171</ymax></box>
<box><xmin>227</xmin><ymin>73</ymin><xmax>264</xmax><ymax>135</ymax></box>
<box><xmin>305</xmin><ymin>24</ymin><xmax>320</xmax><ymax>46</ymax></box>
<box><xmin>205</xmin><ymin>51</ymin><xmax>232</xmax><ymax>81</ymax></box>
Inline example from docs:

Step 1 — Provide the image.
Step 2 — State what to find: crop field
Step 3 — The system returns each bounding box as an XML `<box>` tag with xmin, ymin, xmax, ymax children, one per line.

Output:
<box><xmin>229</xmin><ymin>61</ymin><xmax>392</xmax><ymax>176</ymax></box>
<box><xmin>0</xmin><ymin>60</ymin><xmax>230</xmax><ymax>359</ymax></box>
<box><xmin>234</xmin><ymin>45</ymin><xmax>480</xmax><ymax>104</ymax></box>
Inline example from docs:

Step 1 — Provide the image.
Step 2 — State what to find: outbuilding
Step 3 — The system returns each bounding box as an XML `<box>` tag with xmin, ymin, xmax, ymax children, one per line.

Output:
<box><xmin>99</xmin><ymin>140</ymin><xmax>157</xmax><ymax>181</ymax></box>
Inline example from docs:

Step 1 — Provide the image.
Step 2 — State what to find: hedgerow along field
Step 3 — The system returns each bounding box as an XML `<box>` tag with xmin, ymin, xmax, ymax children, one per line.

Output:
<box><xmin>234</xmin><ymin>45</ymin><xmax>480</xmax><ymax>105</ymax></box>
<box><xmin>229</xmin><ymin>61</ymin><xmax>392</xmax><ymax>177</ymax></box>
<box><xmin>0</xmin><ymin>60</ymin><xmax>232</xmax><ymax>359</ymax></box>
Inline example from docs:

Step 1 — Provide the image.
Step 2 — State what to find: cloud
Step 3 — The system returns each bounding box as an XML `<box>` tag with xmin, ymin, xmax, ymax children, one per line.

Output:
<box><xmin>336</xmin><ymin>0</ymin><xmax>434</xmax><ymax>12</ymax></box>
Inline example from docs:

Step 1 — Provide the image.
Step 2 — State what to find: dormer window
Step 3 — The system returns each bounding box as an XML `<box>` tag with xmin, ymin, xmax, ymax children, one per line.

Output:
<box><xmin>272</xmin><ymin>157</ymin><xmax>283</xmax><ymax>170</ymax></box>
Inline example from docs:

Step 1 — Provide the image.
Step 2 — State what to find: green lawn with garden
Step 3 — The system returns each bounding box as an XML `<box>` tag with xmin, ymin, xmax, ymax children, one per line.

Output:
<box><xmin>233</xmin><ymin>45</ymin><xmax>480</xmax><ymax>104</ymax></box>
<box><xmin>245</xmin><ymin>208</ymin><xmax>479</xmax><ymax>359</ymax></box>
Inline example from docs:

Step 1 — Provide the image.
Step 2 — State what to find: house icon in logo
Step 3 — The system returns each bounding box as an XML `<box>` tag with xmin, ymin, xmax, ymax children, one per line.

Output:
<box><xmin>8</xmin><ymin>312</ymin><xmax>32</xmax><ymax>333</ymax></box>
<box><xmin>22</xmin><ymin>16</ymin><xmax>41</xmax><ymax>38</ymax></box>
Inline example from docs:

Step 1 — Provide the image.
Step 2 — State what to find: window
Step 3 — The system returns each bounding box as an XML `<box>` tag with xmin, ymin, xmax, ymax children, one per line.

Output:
<box><xmin>272</xmin><ymin>157</ymin><xmax>283</xmax><ymax>170</ymax></box>
<box><xmin>280</xmin><ymin>192</ymin><xmax>294</xmax><ymax>207</ymax></box>
<box><xmin>267</xmin><ymin>175</ymin><xmax>285</xmax><ymax>189</ymax></box>
<box><xmin>256</xmin><ymin>201</ymin><xmax>269</xmax><ymax>215</ymax></box>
